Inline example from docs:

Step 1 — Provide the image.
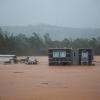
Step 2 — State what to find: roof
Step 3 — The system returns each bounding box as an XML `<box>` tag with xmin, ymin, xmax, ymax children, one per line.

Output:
<box><xmin>48</xmin><ymin>48</ymin><xmax>72</xmax><ymax>50</ymax></box>
<box><xmin>0</xmin><ymin>55</ymin><xmax>16</xmax><ymax>57</ymax></box>
<box><xmin>77</xmin><ymin>48</ymin><xmax>93</xmax><ymax>50</ymax></box>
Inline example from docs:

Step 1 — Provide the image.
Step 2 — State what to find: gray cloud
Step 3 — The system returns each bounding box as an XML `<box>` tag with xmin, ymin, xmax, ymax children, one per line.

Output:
<box><xmin>0</xmin><ymin>0</ymin><xmax>100</xmax><ymax>28</ymax></box>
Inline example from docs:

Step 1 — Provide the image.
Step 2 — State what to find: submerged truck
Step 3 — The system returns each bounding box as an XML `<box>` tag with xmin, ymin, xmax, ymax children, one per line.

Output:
<box><xmin>48</xmin><ymin>48</ymin><xmax>93</xmax><ymax>65</ymax></box>
<box><xmin>48</xmin><ymin>48</ymin><xmax>73</xmax><ymax>65</ymax></box>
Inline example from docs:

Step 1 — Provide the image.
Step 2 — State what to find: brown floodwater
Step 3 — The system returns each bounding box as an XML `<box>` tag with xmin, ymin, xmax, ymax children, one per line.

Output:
<box><xmin>0</xmin><ymin>56</ymin><xmax>100</xmax><ymax>100</ymax></box>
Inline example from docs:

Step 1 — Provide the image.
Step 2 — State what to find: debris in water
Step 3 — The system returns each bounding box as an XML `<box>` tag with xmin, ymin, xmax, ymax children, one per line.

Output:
<box><xmin>13</xmin><ymin>72</ymin><xmax>24</xmax><ymax>74</ymax></box>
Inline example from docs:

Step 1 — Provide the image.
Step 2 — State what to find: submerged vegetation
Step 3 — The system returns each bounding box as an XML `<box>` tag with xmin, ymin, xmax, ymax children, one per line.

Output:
<box><xmin>0</xmin><ymin>28</ymin><xmax>100</xmax><ymax>55</ymax></box>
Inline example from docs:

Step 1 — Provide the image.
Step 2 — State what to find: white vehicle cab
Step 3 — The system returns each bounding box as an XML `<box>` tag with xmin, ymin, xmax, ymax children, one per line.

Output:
<box><xmin>0</xmin><ymin>55</ymin><xmax>17</xmax><ymax>64</ymax></box>
<box><xmin>25</xmin><ymin>56</ymin><xmax>38</xmax><ymax>64</ymax></box>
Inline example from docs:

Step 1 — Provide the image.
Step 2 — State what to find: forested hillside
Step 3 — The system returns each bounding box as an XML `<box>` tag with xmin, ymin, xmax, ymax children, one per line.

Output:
<box><xmin>1</xmin><ymin>24</ymin><xmax>100</xmax><ymax>40</ymax></box>
<box><xmin>0</xmin><ymin>28</ymin><xmax>100</xmax><ymax>56</ymax></box>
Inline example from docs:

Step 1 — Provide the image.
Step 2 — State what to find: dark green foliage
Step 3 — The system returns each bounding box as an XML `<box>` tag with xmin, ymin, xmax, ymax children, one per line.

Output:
<box><xmin>0</xmin><ymin>28</ymin><xmax>100</xmax><ymax>55</ymax></box>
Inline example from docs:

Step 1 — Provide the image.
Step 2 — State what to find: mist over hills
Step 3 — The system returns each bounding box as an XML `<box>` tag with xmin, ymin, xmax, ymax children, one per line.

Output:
<box><xmin>1</xmin><ymin>24</ymin><xmax>100</xmax><ymax>40</ymax></box>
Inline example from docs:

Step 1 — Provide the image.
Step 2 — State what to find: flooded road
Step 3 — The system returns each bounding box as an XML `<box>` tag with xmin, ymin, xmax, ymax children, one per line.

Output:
<box><xmin>0</xmin><ymin>56</ymin><xmax>100</xmax><ymax>100</ymax></box>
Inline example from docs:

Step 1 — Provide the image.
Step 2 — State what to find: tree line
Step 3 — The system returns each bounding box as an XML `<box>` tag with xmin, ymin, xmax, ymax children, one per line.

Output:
<box><xmin>0</xmin><ymin>28</ymin><xmax>100</xmax><ymax>56</ymax></box>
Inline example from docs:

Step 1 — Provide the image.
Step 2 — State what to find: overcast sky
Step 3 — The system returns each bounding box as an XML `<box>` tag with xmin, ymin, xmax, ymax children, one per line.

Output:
<box><xmin>0</xmin><ymin>0</ymin><xmax>100</xmax><ymax>28</ymax></box>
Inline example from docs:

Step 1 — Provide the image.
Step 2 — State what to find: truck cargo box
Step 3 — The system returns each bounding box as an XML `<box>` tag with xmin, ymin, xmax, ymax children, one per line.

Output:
<box><xmin>48</xmin><ymin>48</ymin><xmax>73</xmax><ymax>65</ymax></box>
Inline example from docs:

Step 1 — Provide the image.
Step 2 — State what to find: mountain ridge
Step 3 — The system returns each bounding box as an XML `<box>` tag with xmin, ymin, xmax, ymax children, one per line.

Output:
<box><xmin>0</xmin><ymin>24</ymin><xmax>100</xmax><ymax>40</ymax></box>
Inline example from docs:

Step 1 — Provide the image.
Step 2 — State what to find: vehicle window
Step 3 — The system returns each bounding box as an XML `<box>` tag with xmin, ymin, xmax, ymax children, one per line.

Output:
<box><xmin>53</xmin><ymin>51</ymin><xmax>66</xmax><ymax>58</ymax></box>
<box><xmin>82</xmin><ymin>52</ymin><xmax>88</xmax><ymax>58</ymax></box>
<box><xmin>53</xmin><ymin>52</ymin><xmax>59</xmax><ymax>58</ymax></box>
<box><xmin>60</xmin><ymin>51</ymin><xmax>66</xmax><ymax>57</ymax></box>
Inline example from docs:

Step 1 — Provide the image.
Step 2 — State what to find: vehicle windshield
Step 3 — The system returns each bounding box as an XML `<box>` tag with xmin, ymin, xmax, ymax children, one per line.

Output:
<box><xmin>82</xmin><ymin>51</ymin><xmax>88</xmax><ymax>58</ymax></box>
<box><xmin>53</xmin><ymin>51</ymin><xmax>66</xmax><ymax>58</ymax></box>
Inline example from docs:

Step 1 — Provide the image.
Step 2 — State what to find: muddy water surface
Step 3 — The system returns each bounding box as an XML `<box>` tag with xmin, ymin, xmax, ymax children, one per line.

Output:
<box><xmin>0</xmin><ymin>56</ymin><xmax>100</xmax><ymax>100</ymax></box>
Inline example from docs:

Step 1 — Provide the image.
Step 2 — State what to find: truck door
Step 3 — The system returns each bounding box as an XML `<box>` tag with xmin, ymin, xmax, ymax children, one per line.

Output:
<box><xmin>73</xmin><ymin>50</ymin><xmax>79</xmax><ymax>65</ymax></box>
